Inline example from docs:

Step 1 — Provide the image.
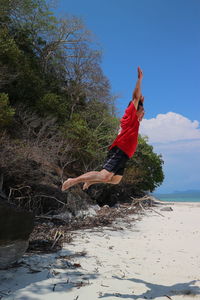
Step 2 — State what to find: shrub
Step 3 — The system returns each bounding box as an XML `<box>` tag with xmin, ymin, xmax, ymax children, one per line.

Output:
<box><xmin>0</xmin><ymin>93</ymin><xmax>15</xmax><ymax>128</ymax></box>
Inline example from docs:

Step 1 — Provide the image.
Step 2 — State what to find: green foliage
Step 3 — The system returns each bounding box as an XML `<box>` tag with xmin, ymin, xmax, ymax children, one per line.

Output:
<box><xmin>37</xmin><ymin>93</ymin><xmax>68</xmax><ymax>120</ymax></box>
<box><xmin>61</xmin><ymin>101</ymin><xmax>118</xmax><ymax>172</ymax></box>
<box><xmin>124</xmin><ymin>135</ymin><xmax>164</xmax><ymax>192</ymax></box>
<box><xmin>0</xmin><ymin>28</ymin><xmax>44</xmax><ymax>104</ymax></box>
<box><xmin>0</xmin><ymin>0</ymin><xmax>57</xmax><ymax>32</ymax></box>
<box><xmin>84</xmin><ymin>99</ymin><xmax>118</xmax><ymax>146</ymax></box>
<box><xmin>0</xmin><ymin>93</ymin><xmax>15</xmax><ymax>128</ymax></box>
<box><xmin>0</xmin><ymin>27</ymin><xmax>22</xmax><ymax>89</ymax></box>
<box><xmin>0</xmin><ymin>0</ymin><xmax>59</xmax><ymax>105</ymax></box>
<box><xmin>0</xmin><ymin>28</ymin><xmax>21</xmax><ymax>63</ymax></box>
<box><xmin>62</xmin><ymin>113</ymin><xmax>100</xmax><ymax>168</ymax></box>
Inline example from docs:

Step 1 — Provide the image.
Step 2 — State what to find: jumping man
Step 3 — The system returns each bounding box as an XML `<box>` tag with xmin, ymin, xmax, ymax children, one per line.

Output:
<box><xmin>62</xmin><ymin>67</ymin><xmax>145</xmax><ymax>191</ymax></box>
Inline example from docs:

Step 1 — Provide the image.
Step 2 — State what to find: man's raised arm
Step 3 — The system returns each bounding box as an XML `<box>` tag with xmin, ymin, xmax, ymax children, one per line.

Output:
<box><xmin>132</xmin><ymin>67</ymin><xmax>143</xmax><ymax>109</ymax></box>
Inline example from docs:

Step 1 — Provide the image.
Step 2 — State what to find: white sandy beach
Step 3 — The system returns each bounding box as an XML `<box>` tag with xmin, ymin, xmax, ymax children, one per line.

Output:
<box><xmin>1</xmin><ymin>201</ymin><xmax>200</xmax><ymax>300</ymax></box>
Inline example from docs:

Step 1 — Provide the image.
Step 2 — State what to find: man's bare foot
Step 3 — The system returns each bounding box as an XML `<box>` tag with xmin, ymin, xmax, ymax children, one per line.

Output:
<box><xmin>62</xmin><ymin>178</ymin><xmax>75</xmax><ymax>191</ymax></box>
<box><xmin>83</xmin><ymin>182</ymin><xmax>91</xmax><ymax>190</ymax></box>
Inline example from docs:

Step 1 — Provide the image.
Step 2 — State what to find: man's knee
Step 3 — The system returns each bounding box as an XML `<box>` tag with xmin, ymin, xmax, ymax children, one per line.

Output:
<box><xmin>111</xmin><ymin>175</ymin><xmax>122</xmax><ymax>184</ymax></box>
<box><xmin>100</xmin><ymin>170</ymin><xmax>113</xmax><ymax>182</ymax></box>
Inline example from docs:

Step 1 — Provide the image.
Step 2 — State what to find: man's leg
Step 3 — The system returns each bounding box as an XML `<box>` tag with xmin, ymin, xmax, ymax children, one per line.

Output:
<box><xmin>62</xmin><ymin>169</ymin><xmax>114</xmax><ymax>191</ymax></box>
<box><xmin>82</xmin><ymin>175</ymin><xmax>122</xmax><ymax>190</ymax></box>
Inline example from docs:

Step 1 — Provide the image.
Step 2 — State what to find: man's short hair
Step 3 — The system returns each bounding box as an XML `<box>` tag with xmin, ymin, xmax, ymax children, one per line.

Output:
<box><xmin>127</xmin><ymin>99</ymin><xmax>144</xmax><ymax>110</ymax></box>
<box><xmin>137</xmin><ymin>99</ymin><xmax>143</xmax><ymax>111</ymax></box>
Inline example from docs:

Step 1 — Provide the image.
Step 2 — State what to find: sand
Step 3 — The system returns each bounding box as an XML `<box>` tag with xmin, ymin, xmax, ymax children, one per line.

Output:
<box><xmin>0</xmin><ymin>201</ymin><xmax>200</xmax><ymax>300</ymax></box>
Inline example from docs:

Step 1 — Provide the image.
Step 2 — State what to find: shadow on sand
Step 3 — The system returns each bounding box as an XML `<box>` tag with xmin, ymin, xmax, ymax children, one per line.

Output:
<box><xmin>0</xmin><ymin>249</ymin><xmax>98</xmax><ymax>300</ymax></box>
<box><xmin>100</xmin><ymin>277</ymin><xmax>200</xmax><ymax>299</ymax></box>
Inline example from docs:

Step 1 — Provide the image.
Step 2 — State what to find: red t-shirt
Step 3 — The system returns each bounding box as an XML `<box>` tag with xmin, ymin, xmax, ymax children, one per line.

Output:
<box><xmin>109</xmin><ymin>102</ymin><xmax>139</xmax><ymax>158</ymax></box>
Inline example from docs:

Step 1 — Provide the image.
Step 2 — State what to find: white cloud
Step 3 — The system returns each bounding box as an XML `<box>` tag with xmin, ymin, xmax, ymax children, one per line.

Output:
<box><xmin>140</xmin><ymin>112</ymin><xmax>200</xmax><ymax>193</ymax></box>
<box><xmin>140</xmin><ymin>112</ymin><xmax>200</xmax><ymax>143</ymax></box>
<box><xmin>154</xmin><ymin>139</ymin><xmax>200</xmax><ymax>154</ymax></box>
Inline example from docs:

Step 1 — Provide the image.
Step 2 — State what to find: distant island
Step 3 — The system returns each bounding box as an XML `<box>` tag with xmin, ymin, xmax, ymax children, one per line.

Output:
<box><xmin>173</xmin><ymin>190</ymin><xmax>200</xmax><ymax>195</ymax></box>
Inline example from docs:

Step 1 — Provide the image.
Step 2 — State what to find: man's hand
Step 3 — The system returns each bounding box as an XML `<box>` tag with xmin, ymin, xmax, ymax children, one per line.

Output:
<box><xmin>138</xmin><ymin>66</ymin><xmax>143</xmax><ymax>81</ymax></box>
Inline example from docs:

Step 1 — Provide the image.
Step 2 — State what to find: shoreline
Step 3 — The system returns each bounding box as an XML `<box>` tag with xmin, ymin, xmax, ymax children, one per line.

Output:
<box><xmin>1</xmin><ymin>201</ymin><xmax>200</xmax><ymax>299</ymax></box>
<box><xmin>157</xmin><ymin>200</ymin><xmax>200</xmax><ymax>204</ymax></box>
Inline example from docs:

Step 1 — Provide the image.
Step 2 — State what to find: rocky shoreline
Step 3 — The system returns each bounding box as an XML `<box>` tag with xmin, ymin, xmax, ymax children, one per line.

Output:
<box><xmin>28</xmin><ymin>195</ymin><xmax>160</xmax><ymax>253</ymax></box>
<box><xmin>0</xmin><ymin>193</ymin><xmax>159</xmax><ymax>269</ymax></box>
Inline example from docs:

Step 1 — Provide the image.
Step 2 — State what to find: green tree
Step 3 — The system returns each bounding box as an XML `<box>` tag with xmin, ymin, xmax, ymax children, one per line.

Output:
<box><xmin>61</xmin><ymin>99</ymin><xmax>118</xmax><ymax>173</ymax></box>
<box><xmin>37</xmin><ymin>93</ymin><xmax>69</xmax><ymax>120</ymax></box>
<box><xmin>0</xmin><ymin>0</ymin><xmax>58</xmax><ymax>105</ymax></box>
<box><xmin>124</xmin><ymin>135</ymin><xmax>164</xmax><ymax>193</ymax></box>
<box><xmin>0</xmin><ymin>27</ymin><xmax>22</xmax><ymax>89</ymax></box>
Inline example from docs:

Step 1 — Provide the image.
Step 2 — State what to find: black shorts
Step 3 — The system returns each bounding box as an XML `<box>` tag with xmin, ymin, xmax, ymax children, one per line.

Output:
<box><xmin>103</xmin><ymin>146</ymin><xmax>129</xmax><ymax>176</ymax></box>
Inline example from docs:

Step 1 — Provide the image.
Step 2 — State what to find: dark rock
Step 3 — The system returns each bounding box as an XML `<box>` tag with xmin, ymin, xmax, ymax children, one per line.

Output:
<box><xmin>0</xmin><ymin>199</ymin><xmax>34</xmax><ymax>241</ymax></box>
<box><xmin>87</xmin><ymin>184</ymin><xmax>145</xmax><ymax>207</ymax></box>
<box><xmin>0</xmin><ymin>198</ymin><xmax>34</xmax><ymax>269</ymax></box>
<box><xmin>0</xmin><ymin>240</ymin><xmax>29</xmax><ymax>269</ymax></box>
<box><xmin>160</xmin><ymin>206</ymin><xmax>173</xmax><ymax>212</ymax></box>
<box><xmin>28</xmin><ymin>184</ymin><xmax>91</xmax><ymax>215</ymax></box>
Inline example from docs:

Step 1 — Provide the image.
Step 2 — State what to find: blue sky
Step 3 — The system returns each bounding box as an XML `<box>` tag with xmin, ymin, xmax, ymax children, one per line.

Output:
<box><xmin>55</xmin><ymin>0</ymin><xmax>200</xmax><ymax>193</ymax></box>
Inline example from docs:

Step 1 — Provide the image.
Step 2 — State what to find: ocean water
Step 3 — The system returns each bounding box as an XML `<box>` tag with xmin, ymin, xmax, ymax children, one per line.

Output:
<box><xmin>154</xmin><ymin>193</ymin><xmax>200</xmax><ymax>203</ymax></box>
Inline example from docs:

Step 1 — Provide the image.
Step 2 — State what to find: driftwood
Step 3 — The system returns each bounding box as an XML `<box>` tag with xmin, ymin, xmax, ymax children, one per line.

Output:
<box><xmin>131</xmin><ymin>196</ymin><xmax>165</xmax><ymax>217</ymax></box>
<box><xmin>51</xmin><ymin>231</ymin><xmax>64</xmax><ymax>249</ymax></box>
